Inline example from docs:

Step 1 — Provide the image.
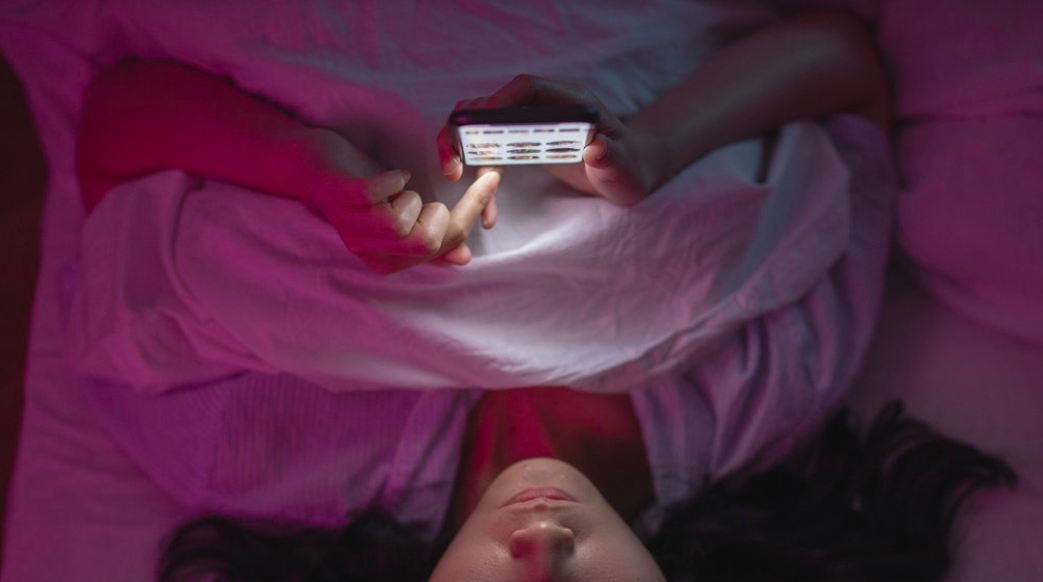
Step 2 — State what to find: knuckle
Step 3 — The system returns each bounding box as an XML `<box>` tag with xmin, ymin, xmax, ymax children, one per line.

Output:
<box><xmin>475</xmin><ymin>183</ymin><xmax>495</xmax><ymax>205</ymax></box>
<box><xmin>443</xmin><ymin>221</ymin><xmax>468</xmax><ymax>249</ymax></box>
<box><xmin>394</xmin><ymin>191</ymin><xmax>422</xmax><ymax>234</ymax></box>
<box><xmin>419</xmin><ymin>232</ymin><xmax>443</xmax><ymax>256</ymax></box>
<box><xmin>443</xmin><ymin>232</ymin><xmax>466</xmax><ymax>251</ymax></box>
<box><xmin>393</xmin><ymin>214</ymin><xmax>414</xmax><ymax>238</ymax></box>
<box><xmin>354</xmin><ymin>180</ymin><xmax>377</xmax><ymax>206</ymax></box>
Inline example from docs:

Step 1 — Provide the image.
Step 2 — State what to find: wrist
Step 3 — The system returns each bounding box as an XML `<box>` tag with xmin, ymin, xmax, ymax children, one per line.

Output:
<box><xmin>255</xmin><ymin>126</ymin><xmax>328</xmax><ymax>205</ymax></box>
<box><xmin>633</xmin><ymin>114</ymin><xmax>719</xmax><ymax>193</ymax></box>
<box><xmin>276</xmin><ymin>127</ymin><xmax>381</xmax><ymax>210</ymax></box>
<box><xmin>631</xmin><ymin>129</ymin><xmax>662</xmax><ymax>194</ymax></box>
<box><xmin>627</xmin><ymin>125</ymin><xmax>677</xmax><ymax>194</ymax></box>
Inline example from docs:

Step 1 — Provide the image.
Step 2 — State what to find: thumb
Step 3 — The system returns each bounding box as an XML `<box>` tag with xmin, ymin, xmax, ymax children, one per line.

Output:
<box><xmin>581</xmin><ymin>134</ymin><xmax>646</xmax><ymax>205</ymax></box>
<box><xmin>582</xmin><ymin>134</ymin><xmax>622</xmax><ymax>170</ymax></box>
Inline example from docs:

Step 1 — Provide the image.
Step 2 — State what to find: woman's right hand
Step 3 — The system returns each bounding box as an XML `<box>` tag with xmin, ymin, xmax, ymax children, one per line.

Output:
<box><xmin>303</xmin><ymin>129</ymin><xmax>500</xmax><ymax>275</ymax></box>
<box><xmin>436</xmin><ymin>75</ymin><xmax>657</xmax><ymax>206</ymax></box>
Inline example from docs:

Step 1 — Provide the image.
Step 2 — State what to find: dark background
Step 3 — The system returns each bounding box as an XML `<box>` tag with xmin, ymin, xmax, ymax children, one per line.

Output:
<box><xmin>0</xmin><ymin>51</ymin><xmax>45</xmax><ymax>569</ymax></box>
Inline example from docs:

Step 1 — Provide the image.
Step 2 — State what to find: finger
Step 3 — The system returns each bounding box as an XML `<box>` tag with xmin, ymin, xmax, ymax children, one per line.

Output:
<box><xmin>475</xmin><ymin>166</ymin><xmax>501</xmax><ymax>229</ymax></box>
<box><xmin>356</xmin><ymin>201</ymin><xmax>457</xmax><ymax>274</ymax></box>
<box><xmin>582</xmin><ymin>134</ymin><xmax>614</xmax><ymax>168</ymax></box>
<box><xmin>436</xmin><ymin>124</ymin><xmax>463</xmax><ymax>181</ymax></box>
<box><xmin>454</xmin><ymin>96</ymin><xmax>490</xmax><ymax>110</ymax></box>
<box><xmin>482</xmin><ymin>193</ymin><xmax>498</xmax><ymax>229</ymax></box>
<box><xmin>483</xmin><ymin>74</ymin><xmax>541</xmax><ymax>107</ymax></box>
<box><xmin>439</xmin><ymin>97</ymin><xmax>492</xmax><ymax>181</ymax></box>
<box><xmin>476</xmin><ymin>165</ymin><xmax>502</xmax><ymax>178</ymax></box>
<box><xmin>434</xmin><ymin>243</ymin><xmax>473</xmax><ymax>266</ymax></box>
<box><xmin>403</xmin><ymin>201</ymin><xmax>452</xmax><ymax>257</ymax></box>
<box><xmin>355</xmin><ymin>169</ymin><xmax>411</xmax><ymax>205</ymax></box>
<box><xmin>581</xmin><ymin>134</ymin><xmax>647</xmax><ymax>205</ymax></box>
<box><xmin>387</xmin><ymin>190</ymin><xmax>424</xmax><ymax>237</ymax></box>
<box><xmin>453</xmin><ymin>97</ymin><xmax>483</xmax><ymax>111</ymax></box>
<box><xmin>349</xmin><ymin>202</ymin><xmax>449</xmax><ymax>260</ymax></box>
<box><xmin>445</xmin><ymin>170</ymin><xmax>500</xmax><ymax>249</ymax></box>
<box><xmin>328</xmin><ymin>189</ymin><xmax>423</xmax><ymax>241</ymax></box>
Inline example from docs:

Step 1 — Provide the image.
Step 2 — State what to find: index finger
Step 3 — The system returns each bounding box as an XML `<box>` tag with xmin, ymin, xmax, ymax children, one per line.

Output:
<box><xmin>442</xmin><ymin>168</ymin><xmax>501</xmax><ymax>252</ymax></box>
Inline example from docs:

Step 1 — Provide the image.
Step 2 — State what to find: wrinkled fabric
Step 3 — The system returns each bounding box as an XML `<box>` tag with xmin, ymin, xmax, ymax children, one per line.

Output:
<box><xmin>55</xmin><ymin>0</ymin><xmax>857</xmax><ymax>395</ymax></box>
<box><xmin>74</xmin><ymin>115</ymin><xmax>895</xmax><ymax>542</ymax></box>
<box><xmin>879</xmin><ymin>0</ymin><xmax>1043</xmax><ymax>343</ymax></box>
<box><xmin>767</xmin><ymin>0</ymin><xmax>1043</xmax><ymax>344</ymax></box>
<box><xmin>1</xmin><ymin>0</ymin><xmax>895</xmax><ymax>568</ymax></box>
<box><xmin>71</xmin><ymin>123</ymin><xmax>851</xmax><ymax>394</ymax></box>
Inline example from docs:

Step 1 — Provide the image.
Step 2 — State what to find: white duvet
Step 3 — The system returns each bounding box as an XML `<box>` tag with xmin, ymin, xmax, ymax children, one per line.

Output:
<box><xmin>53</xmin><ymin>0</ymin><xmax>857</xmax><ymax>394</ymax></box>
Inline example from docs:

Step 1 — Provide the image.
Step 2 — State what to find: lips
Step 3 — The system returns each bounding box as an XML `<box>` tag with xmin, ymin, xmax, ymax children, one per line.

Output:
<box><xmin>502</xmin><ymin>487</ymin><xmax>577</xmax><ymax>507</ymax></box>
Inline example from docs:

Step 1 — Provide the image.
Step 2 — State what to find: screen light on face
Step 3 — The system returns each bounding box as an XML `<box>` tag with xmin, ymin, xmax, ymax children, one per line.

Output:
<box><xmin>429</xmin><ymin>459</ymin><xmax>667</xmax><ymax>582</ymax></box>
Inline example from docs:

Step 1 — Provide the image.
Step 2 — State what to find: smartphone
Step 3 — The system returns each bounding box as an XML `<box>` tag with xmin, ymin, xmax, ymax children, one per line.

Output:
<box><xmin>449</xmin><ymin>105</ymin><xmax>598</xmax><ymax>166</ymax></box>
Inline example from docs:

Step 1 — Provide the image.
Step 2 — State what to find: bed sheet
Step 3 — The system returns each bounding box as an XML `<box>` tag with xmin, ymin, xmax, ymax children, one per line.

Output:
<box><xmin>765</xmin><ymin>0</ymin><xmax>1043</xmax><ymax>575</ymax></box>
<box><xmin>0</xmin><ymin>14</ymin><xmax>176</xmax><ymax>580</ymax></box>
<box><xmin>840</xmin><ymin>2</ymin><xmax>1043</xmax><ymax>579</ymax></box>
<box><xmin>765</xmin><ymin>0</ymin><xmax>1043</xmax><ymax>340</ymax></box>
<box><xmin>0</xmin><ymin>87</ymin><xmax>179</xmax><ymax>582</ymax></box>
<box><xmin>844</xmin><ymin>269</ymin><xmax>1043</xmax><ymax>582</ymax></box>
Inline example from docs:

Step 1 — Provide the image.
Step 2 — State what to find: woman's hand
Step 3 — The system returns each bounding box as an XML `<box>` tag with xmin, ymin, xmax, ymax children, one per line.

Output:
<box><xmin>436</xmin><ymin>75</ymin><xmax>656</xmax><ymax>206</ymax></box>
<box><xmin>435</xmin><ymin>12</ymin><xmax>890</xmax><ymax>207</ymax></box>
<box><xmin>304</xmin><ymin>129</ymin><xmax>500</xmax><ymax>274</ymax></box>
<box><xmin>77</xmin><ymin>61</ymin><xmax>499</xmax><ymax>276</ymax></box>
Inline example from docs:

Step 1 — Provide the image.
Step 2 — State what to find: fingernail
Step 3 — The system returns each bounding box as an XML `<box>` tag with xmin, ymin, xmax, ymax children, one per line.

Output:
<box><xmin>398</xmin><ymin>169</ymin><xmax>411</xmax><ymax>182</ymax></box>
<box><xmin>585</xmin><ymin>144</ymin><xmax>607</xmax><ymax>164</ymax></box>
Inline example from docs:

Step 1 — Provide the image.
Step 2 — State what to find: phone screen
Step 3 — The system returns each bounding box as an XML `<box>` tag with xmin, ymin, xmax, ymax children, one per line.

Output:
<box><xmin>450</xmin><ymin>106</ymin><xmax>598</xmax><ymax>166</ymax></box>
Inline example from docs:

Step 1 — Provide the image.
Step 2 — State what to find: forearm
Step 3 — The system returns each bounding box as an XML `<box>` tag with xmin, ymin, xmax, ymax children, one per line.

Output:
<box><xmin>628</xmin><ymin>11</ymin><xmax>889</xmax><ymax>190</ymax></box>
<box><xmin>76</xmin><ymin>61</ymin><xmax>371</xmax><ymax>212</ymax></box>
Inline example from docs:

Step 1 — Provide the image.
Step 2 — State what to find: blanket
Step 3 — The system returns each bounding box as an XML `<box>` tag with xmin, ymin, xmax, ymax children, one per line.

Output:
<box><xmin>52</xmin><ymin>0</ymin><xmax>862</xmax><ymax>394</ymax></box>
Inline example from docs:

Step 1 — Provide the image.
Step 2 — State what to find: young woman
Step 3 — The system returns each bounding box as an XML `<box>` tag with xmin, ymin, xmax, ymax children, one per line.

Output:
<box><xmin>75</xmin><ymin>9</ymin><xmax>1013</xmax><ymax>582</ymax></box>
<box><xmin>157</xmin><ymin>398</ymin><xmax>1015</xmax><ymax>582</ymax></box>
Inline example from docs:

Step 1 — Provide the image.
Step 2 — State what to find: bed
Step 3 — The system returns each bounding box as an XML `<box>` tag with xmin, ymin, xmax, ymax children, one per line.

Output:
<box><xmin>2</xmin><ymin>0</ymin><xmax>1041</xmax><ymax>580</ymax></box>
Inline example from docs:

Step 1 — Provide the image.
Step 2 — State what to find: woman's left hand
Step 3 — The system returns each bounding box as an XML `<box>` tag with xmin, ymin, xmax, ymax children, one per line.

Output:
<box><xmin>304</xmin><ymin>129</ymin><xmax>501</xmax><ymax>274</ymax></box>
<box><xmin>436</xmin><ymin>75</ymin><xmax>656</xmax><ymax>206</ymax></box>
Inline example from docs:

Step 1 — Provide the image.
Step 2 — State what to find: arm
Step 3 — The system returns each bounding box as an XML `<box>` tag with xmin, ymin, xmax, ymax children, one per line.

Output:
<box><xmin>77</xmin><ymin>61</ymin><xmax>499</xmax><ymax>274</ymax></box>
<box><xmin>76</xmin><ymin>61</ymin><xmax>377</xmax><ymax>212</ymax></box>
<box><xmin>438</xmin><ymin>11</ymin><xmax>889</xmax><ymax>205</ymax></box>
<box><xmin>629</xmin><ymin>10</ymin><xmax>889</xmax><ymax>194</ymax></box>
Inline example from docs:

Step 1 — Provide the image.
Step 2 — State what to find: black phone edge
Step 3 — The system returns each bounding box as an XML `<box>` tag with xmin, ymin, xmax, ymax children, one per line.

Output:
<box><xmin>449</xmin><ymin>105</ymin><xmax>599</xmax><ymax>126</ymax></box>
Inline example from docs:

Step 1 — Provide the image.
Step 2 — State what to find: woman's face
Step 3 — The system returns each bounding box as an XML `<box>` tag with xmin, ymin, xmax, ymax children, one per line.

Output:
<box><xmin>430</xmin><ymin>458</ymin><xmax>667</xmax><ymax>582</ymax></box>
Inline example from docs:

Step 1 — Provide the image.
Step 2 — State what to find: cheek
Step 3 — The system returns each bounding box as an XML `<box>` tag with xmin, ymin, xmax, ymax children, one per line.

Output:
<box><xmin>578</xmin><ymin>555</ymin><xmax>666</xmax><ymax>582</ymax></box>
<box><xmin>575</xmin><ymin>532</ymin><xmax>667</xmax><ymax>582</ymax></box>
<box><xmin>430</xmin><ymin>534</ymin><xmax>509</xmax><ymax>582</ymax></box>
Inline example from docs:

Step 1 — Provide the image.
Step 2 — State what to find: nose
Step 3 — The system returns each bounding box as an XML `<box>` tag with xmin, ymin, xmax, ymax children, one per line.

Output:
<box><xmin>509</xmin><ymin>521</ymin><xmax>576</xmax><ymax>578</ymax></box>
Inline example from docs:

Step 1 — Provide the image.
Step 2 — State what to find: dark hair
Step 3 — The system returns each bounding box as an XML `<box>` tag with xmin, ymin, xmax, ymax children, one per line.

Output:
<box><xmin>158</xmin><ymin>401</ymin><xmax>1015</xmax><ymax>582</ymax></box>
<box><xmin>157</xmin><ymin>507</ymin><xmax>448</xmax><ymax>582</ymax></box>
<box><xmin>647</xmin><ymin>401</ymin><xmax>1017</xmax><ymax>582</ymax></box>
